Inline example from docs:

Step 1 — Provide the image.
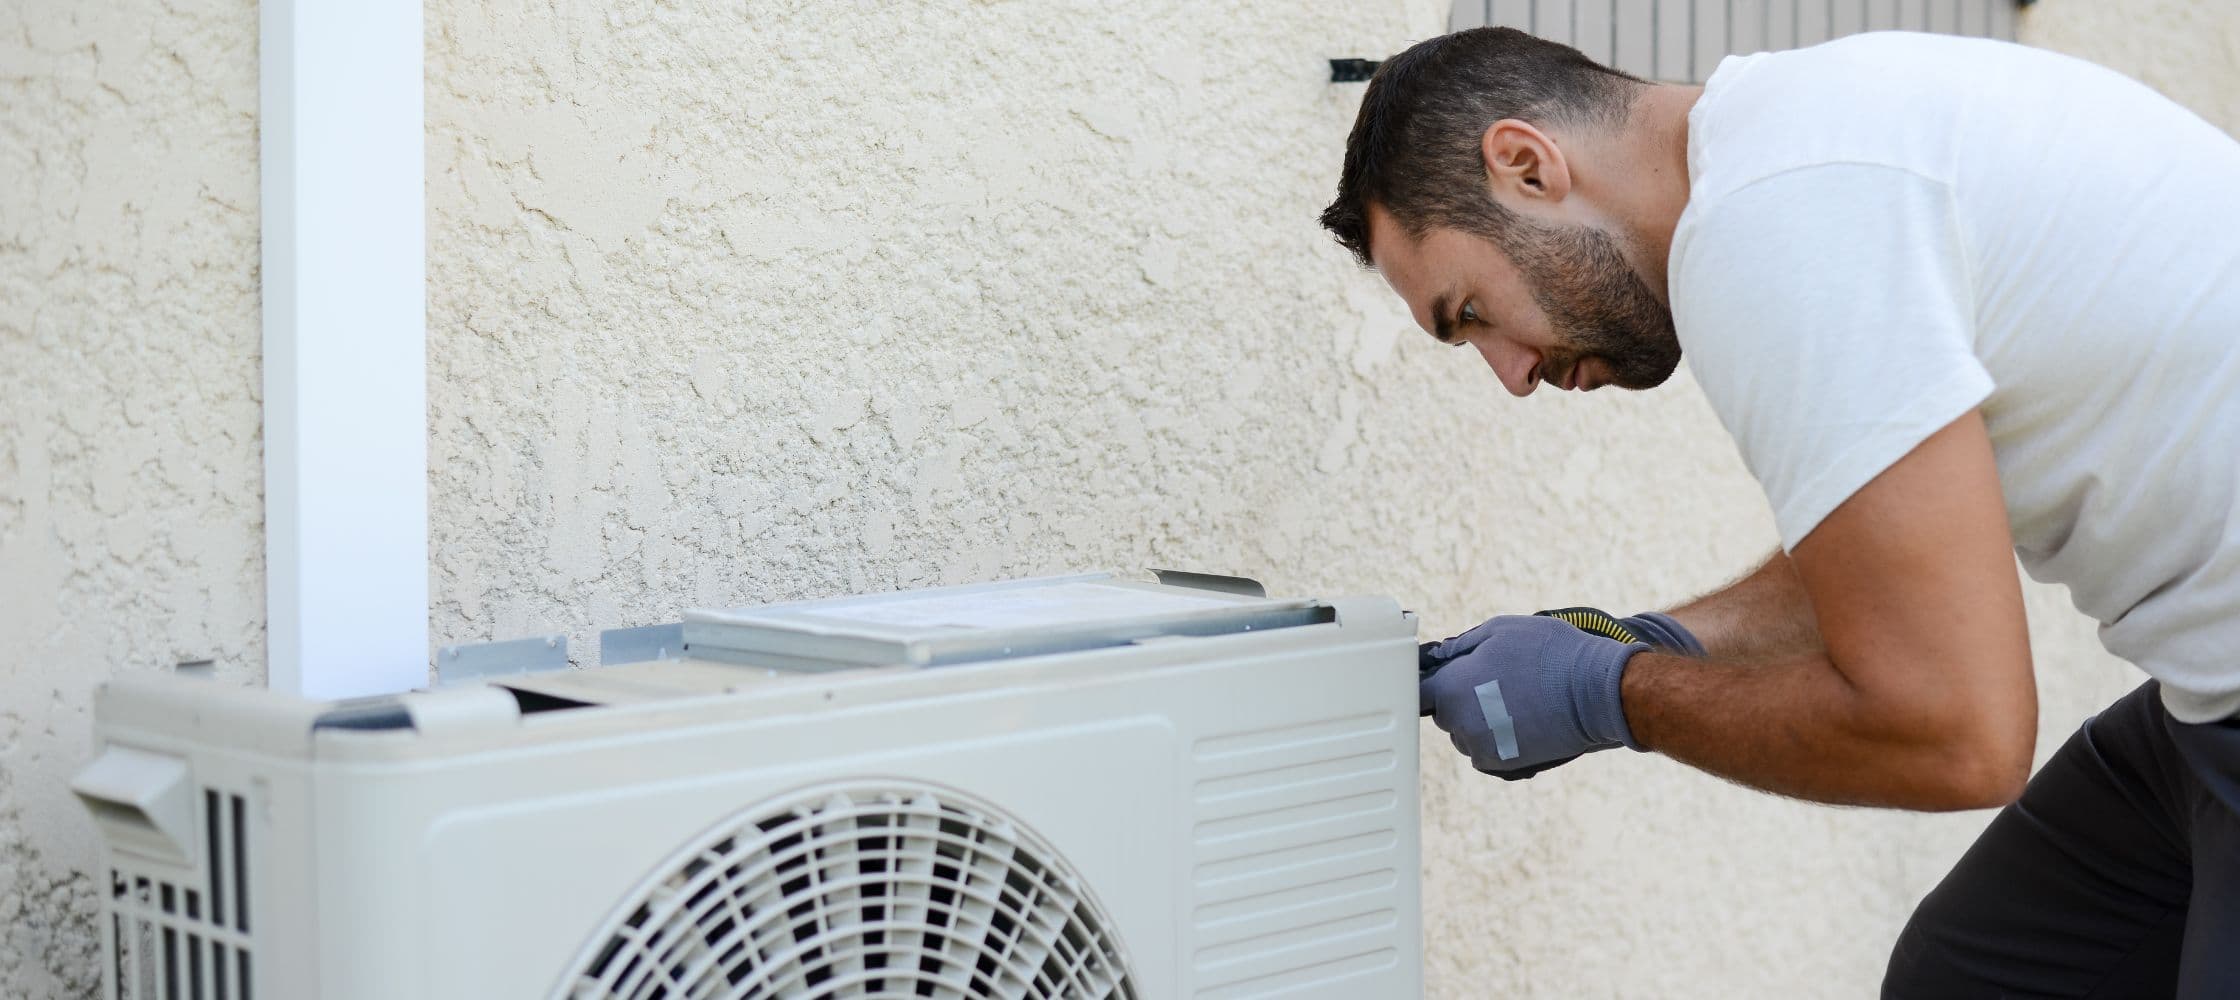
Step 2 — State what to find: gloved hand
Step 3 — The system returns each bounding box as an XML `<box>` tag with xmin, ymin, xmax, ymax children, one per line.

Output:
<box><xmin>1418</xmin><ymin>615</ymin><xmax>1650</xmax><ymax>780</ymax></box>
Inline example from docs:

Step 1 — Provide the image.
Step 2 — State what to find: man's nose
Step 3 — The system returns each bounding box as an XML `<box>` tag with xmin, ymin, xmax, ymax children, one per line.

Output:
<box><xmin>1474</xmin><ymin>338</ymin><xmax>1538</xmax><ymax>397</ymax></box>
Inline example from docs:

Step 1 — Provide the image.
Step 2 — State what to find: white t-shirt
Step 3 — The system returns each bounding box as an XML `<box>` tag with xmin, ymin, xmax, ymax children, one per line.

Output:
<box><xmin>1669</xmin><ymin>32</ymin><xmax>2240</xmax><ymax>722</ymax></box>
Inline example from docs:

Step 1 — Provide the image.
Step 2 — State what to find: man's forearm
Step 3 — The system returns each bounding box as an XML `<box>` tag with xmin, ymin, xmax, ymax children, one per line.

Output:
<box><xmin>1612</xmin><ymin>416</ymin><xmax>2038</xmax><ymax>811</ymax></box>
<box><xmin>1620</xmin><ymin>649</ymin><xmax>2027</xmax><ymax>811</ymax></box>
<box><xmin>1664</xmin><ymin>551</ymin><xmax>1823</xmax><ymax>661</ymax></box>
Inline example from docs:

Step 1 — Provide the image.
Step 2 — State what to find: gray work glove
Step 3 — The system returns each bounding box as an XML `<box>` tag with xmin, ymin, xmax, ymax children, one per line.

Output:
<box><xmin>1418</xmin><ymin>614</ymin><xmax>1650</xmax><ymax>780</ymax></box>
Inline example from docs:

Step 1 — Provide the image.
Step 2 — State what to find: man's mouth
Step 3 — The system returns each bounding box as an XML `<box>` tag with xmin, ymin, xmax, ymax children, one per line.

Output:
<box><xmin>1563</xmin><ymin>358</ymin><xmax>1602</xmax><ymax>392</ymax></box>
<box><xmin>1534</xmin><ymin>358</ymin><xmax>1597</xmax><ymax>393</ymax></box>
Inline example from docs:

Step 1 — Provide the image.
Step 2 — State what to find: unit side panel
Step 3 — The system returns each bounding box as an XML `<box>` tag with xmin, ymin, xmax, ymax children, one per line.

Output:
<box><xmin>85</xmin><ymin>728</ymin><xmax>320</xmax><ymax>1000</ymax></box>
<box><xmin>1180</xmin><ymin>636</ymin><xmax>1421</xmax><ymax>999</ymax></box>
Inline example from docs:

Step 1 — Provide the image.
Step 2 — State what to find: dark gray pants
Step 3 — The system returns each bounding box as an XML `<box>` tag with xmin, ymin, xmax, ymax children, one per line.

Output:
<box><xmin>1884</xmin><ymin>681</ymin><xmax>2240</xmax><ymax>998</ymax></box>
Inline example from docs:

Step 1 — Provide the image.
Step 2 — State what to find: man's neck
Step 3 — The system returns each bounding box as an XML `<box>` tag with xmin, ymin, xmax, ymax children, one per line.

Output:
<box><xmin>1604</xmin><ymin>83</ymin><xmax>1702</xmax><ymax>307</ymax></box>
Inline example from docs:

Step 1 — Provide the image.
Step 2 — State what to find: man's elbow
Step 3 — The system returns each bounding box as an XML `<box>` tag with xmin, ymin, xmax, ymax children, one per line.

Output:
<box><xmin>1867</xmin><ymin>686</ymin><xmax>2035</xmax><ymax>811</ymax></box>
<box><xmin>1913</xmin><ymin>711</ymin><xmax>2034</xmax><ymax>810</ymax></box>
<box><xmin>1930</xmin><ymin>744</ymin><xmax>2031</xmax><ymax>811</ymax></box>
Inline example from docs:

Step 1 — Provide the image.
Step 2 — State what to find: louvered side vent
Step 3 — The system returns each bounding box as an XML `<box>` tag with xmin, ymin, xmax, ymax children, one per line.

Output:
<box><xmin>557</xmin><ymin>783</ymin><xmax>1137</xmax><ymax>1000</ymax></box>
<box><xmin>107</xmin><ymin>789</ymin><xmax>253</xmax><ymax>1000</ymax></box>
<box><xmin>1187</xmin><ymin>711</ymin><xmax>1405</xmax><ymax>998</ymax></box>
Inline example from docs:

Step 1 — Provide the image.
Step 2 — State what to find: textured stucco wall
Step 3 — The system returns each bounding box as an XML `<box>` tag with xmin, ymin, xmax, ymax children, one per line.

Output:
<box><xmin>0</xmin><ymin>0</ymin><xmax>2233</xmax><ymax>996</ymax></box>
<box><xmin>0</xmin><ymin>0</ymin><xmax>264</xmax><ymax>995</ymax></box>
<box><xmin>2021</xmin><ymin>0</ymin><xmax>2240</xmax><ymax>131</ymax></box>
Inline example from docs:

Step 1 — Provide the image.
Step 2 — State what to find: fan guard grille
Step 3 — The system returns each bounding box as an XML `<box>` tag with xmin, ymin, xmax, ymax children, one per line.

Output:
<box><xmin>557</xmin><ymin>781</ymin><xmax>1139</xmax><ymax>1000</ymax></box>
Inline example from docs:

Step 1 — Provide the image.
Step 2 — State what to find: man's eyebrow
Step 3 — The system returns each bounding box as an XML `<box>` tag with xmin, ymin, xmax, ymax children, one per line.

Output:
<box><xmin>1430</xmin><ymin>293</ymin><xmax>1455</xmax><ymax>344</ymax></box>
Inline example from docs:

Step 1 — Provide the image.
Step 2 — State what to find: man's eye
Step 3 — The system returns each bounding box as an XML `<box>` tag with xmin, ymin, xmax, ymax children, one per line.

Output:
<box><xmin>1460</xmin><ymin>303</ymin><xmax>1479</xmax><ymax>324</ymax></box>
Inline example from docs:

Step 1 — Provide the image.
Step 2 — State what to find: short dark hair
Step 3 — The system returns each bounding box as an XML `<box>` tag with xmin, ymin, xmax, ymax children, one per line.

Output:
<box><xmin>1321</xmin><ymin>28</ymin><xmax>1645</xmax><ymax>268</ymax></box>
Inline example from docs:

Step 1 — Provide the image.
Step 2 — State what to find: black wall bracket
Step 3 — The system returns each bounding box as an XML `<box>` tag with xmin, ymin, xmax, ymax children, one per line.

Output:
<box><xmin>1329</xmin><ymin>58</ymin><xmax>1381</xmax><ymax>83</ymax></box>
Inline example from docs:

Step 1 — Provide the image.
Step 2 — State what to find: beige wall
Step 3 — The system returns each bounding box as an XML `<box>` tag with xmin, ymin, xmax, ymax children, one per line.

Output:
<box><xmin>1</xmin><ymin>0</ymin><xmax>264</xmax><ymax>994</ymax></box>
<box><xmin>0</xmin><ymin>0</ymin><xmax>2231</xmax><ymax>995</ymax></box>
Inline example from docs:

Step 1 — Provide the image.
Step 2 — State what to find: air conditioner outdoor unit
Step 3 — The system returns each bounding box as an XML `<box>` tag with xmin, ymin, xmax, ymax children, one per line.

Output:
<box><xmin>73</xmin><ymin>574</ymin><xmax>1422</xmax><ymax>999</ymax></box>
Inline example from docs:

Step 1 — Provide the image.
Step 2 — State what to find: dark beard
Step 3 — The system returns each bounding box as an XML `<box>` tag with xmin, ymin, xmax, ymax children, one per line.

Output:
<box><xmin>1502</xmin><ymin>220</ymin><xmax>1682</xmax><ymax>390</ymax></box>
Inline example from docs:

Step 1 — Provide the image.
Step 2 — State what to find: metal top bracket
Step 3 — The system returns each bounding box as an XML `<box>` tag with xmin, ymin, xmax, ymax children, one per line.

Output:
<box><xmin>435</xmin><ymin>634</ymin><xmax>568</xmax><ymax>686</ymax></box>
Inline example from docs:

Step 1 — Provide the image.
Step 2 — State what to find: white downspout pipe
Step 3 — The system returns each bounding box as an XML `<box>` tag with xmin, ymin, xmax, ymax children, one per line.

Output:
<box><xmin>259</xmin><ymin>0</ymin><xmax>428</xmax><ymax>698</ymax></box>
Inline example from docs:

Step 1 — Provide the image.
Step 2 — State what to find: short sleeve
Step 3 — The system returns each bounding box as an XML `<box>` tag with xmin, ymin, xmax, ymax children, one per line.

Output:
<box><xmin>1670</xmin><ymin>163</ymin><xmax>1994</xmax><ymax>551</ymax></box>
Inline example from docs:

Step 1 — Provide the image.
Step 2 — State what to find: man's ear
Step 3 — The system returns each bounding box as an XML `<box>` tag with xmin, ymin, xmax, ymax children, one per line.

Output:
<box><xmin>1480</xmin><ymin>119</ymin><xmax>1572</xmax><ymax>205</ymax></box>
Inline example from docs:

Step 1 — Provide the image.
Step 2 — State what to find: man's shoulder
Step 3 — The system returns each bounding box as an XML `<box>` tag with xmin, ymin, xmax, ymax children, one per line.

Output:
<box><xmin>1686</xmin><ymin>33</ymin><xmax>2115</xmax><ymax>205</ymax></box>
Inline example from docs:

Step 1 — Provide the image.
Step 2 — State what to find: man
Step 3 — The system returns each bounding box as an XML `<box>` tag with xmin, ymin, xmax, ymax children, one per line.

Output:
<box><xmin>1326</xmin><ymin>27</ymin><xmax>2240</xmax><ymax>996</ymax></box>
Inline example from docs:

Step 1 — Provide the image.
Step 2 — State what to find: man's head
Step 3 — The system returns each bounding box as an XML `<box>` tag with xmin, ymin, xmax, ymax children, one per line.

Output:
<box><xmin>1323</xmin><ymin>28</ymin><xmax>1681</xmax><ymax>396</ymax></box>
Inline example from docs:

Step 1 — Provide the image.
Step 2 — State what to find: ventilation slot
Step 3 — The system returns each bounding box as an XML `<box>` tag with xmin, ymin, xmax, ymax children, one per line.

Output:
<box><xmin>558</xmin><ymin>782</ymin><xmax>1138</xmax><ymax>1000</ymax></box>
<box><xmin>107</xmin><ymin>789</ymin><xmax>253</xmax><ymax>1000</ymax></box>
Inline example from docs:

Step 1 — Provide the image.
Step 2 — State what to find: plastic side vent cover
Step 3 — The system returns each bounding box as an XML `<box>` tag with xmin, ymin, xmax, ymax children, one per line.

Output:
<box><xmin>556</xmin><ymin>782</ymin><xmax>1138</xmax><ymax>1000</ymax></box>
<box><xmin>73</xmin><ymin>746</ymin><xmax>195</xmax><ymax>865</ymax></box>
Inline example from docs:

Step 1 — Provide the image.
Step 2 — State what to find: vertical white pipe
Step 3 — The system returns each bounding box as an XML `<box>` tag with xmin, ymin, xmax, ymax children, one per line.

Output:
<box><xmin>260</xmin><ymin>0</ymin><xmax>428</xmax><ymax>698</ymax></box>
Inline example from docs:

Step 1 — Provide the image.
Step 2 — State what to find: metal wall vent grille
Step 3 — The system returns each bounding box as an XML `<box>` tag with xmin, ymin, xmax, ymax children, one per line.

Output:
<box><xmin>108</xmin><ymin>789</ymin><xmax>252</xmax><ymax>1000</ymax></box>
<box><xmin>559</xmin><ymin>783</ymin><xmax>1138</xmax><ymax>1000</ymax></box>
<box><xmin>1451</xmin><ymin>0</ymin><xmax>2020</xmax><ymax>83</ymax></box>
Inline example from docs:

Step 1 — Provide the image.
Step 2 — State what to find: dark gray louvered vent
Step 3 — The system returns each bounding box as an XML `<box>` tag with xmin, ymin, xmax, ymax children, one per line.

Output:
<box><xmin>108</xmin><ymin>788</ymin><xmax>253</xmax><ymax>1000</ymax></box>
<box><xmin>558</xmin><ymin>783</ymin><xmax>1137</xmax><ymax>1000</ymax></box>
<box><xmin>1452</xmin><ymin>0</ymin><xmax>2021</xmax><ymax>83</ymax></box>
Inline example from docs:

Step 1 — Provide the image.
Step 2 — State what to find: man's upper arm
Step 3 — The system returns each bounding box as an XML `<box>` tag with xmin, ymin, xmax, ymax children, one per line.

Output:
<box><xmin>1788</xmin><ymin>408</ymin><xmax>2035</xmax><ymax>784</ymax></box>
<box><xmin>1671</xmin><ymin>163</ymin><xmax>1994</xmax><ymax>552</ymax></box>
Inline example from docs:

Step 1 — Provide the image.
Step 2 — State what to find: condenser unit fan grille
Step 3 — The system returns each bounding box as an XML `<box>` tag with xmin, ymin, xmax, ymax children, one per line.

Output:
<box><xmin>560</xmin><ymin>783</ymin><xmax>1138</xmax><ymax>1000</ymax></box>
